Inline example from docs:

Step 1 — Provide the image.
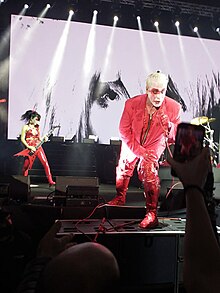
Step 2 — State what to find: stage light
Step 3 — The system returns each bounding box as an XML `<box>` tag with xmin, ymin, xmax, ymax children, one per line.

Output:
<box><xmin>154</xmin><ymin>21</ymin><xmax>159</xmax><ymax>27</ymax></box>
<box><xmin>175</xmin><ymin>20</ymin><xmax>180</xmax><ymax>27</ymax></box>
<box><xmin>212</xmin><ymin>13</ymin><xmax>220</xmax><ymax>34</ymax></box>
<box><xmin>38</xmin><ymin>2</ymin><xmax>51</xmax><ymax>18</ymax></box>
<box><xmin>69</xmin><ymin>9</ymin><xmax>74</xmax><ymax>16</ymax></box>
<box><xmin>151</xmin><ymin>7</ymin><xmax>161</xmax><ymax>28</ymax></box>
<box><xmin>193</xmin><ymin>26</ymin><xmax>198</xmax><ymax>33</ymax></box>
<box><xmin>24</xmin><ymin>4</ymin><xmax>29</xmax><ymax>9</ymax></box>
<box><xmin>93</xmin><ymin>10</ymin><xmax>98</xmax><ymax>16</ymax></box>
<box><xmin>91</xmin><ymin>0</ymin><xmax>101</xmax><ymax>14</ymax></box>
<box><xmin>111</xmin><ymin>0</ymin><xmax>121</xmax><ymax>21</ymax></box>
<box><xmin>133</xmin><ymin>0</ymin><xmax>144</xmax><ymax>19</ymax></box>
<box><xmin>189</xmin><ymin>15</ymin><xmax>199</xmax><ymax>34</ymax></box>
<box><xmin>172</xmin><ymin>6</ymin><xmax>182</xmax><ymax>28</ymax></box>
<box><xmin>68</xmin><ymin>0</ymin><xmax>78</xmax><ymax>15</ymax></box>
<box><xmin>114</xmin><ymin>15</ymin><xmax>119</xmax><ymax>22</ymax></box>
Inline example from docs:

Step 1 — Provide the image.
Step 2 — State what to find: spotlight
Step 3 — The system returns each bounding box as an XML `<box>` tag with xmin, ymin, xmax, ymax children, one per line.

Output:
<box><xmin>111</xmin><ymin>0</ymin><xmax>121</xmax><ymax>20</ymax></box>
<box><xmin>175</xmin><ymin>20</ymin><xmax>180</xmax><ymax>27</ymax></box>
<box><xmin>114</xmin><ymin>15</ymin><xmax>119</xmax><ymax>22</ymax></box>
<box><xmin>24</xmin><ymin>4</ymin><xmax>29</xmax><ymax>9</ymax></box>
<box><xmin>212</xmin><ymin>13</ymin><xmax>220</xmax><ymax>33</ymax></box>
<box><xmin>133</xmin><ymin>0</ymin><xmax>144</xmax><ymax>19</ymax></box>
<box><xmin>93</xmin><ymin>10</ymin><xmax>98</xmax><ymax>15</ymax></box>
<box><xmin>154</xmin><ymin>20</ymin><xmax>159</xmax><ymax>27</ymax></box>
<box><xmin>69</xmin><ymin>9</ymin><xmax>74</xmax><ymax>16</ymax></box>
<box><xmin>193</xmin><ymin>26</ymin><xmax>198</xmax><ymax>33</ymax></box>
<box><xmin>68</xmin><ymin>0</ymin><xmax>79</xmax><ymax>15</ymax></box>
<box><xmin>91</xmin><ymin>0</ymin><xmax>101</xmax><ymax>14</ymax></box>
<box><xmin>189</xmin><ymin>15</ymin><xmax>199</xmax><ymax>34</ymax></box>
<box><xmin>172</xmin><ymin>6</ymin><xmax>182</xmax><ymax>28</ymax></box>
<box><xmin>150</xmin><ymin>7</ymin><xmax>161</xmax><ymax>28</ymax></box>
<box><xmin>46</xmin><ymin>3</ymin><xmax>51</xmax><ymax>9</ymax></box>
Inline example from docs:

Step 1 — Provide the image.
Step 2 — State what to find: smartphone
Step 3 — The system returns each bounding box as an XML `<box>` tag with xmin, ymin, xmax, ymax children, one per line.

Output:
<box><xmin>171</xmin><ymin>122</ymin><xmax>205</xmax><ymax>177</ymax></box>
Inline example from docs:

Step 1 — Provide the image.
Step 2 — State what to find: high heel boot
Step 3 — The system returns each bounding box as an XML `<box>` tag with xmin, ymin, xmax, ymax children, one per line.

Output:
<box><xmin>108</xmin><ymin>177</ymin><xmax>130</xmax><ymax>205</ymax></box>
<box><xmin>139</xmin><ymin>183</ymin><xmax>159</xmax><ymax>229</ymax></box>
<box><xmin>48</xmin><ymin>175</ymin><xmax>56</xmax><ymax>187</ymax></box>
<box><xmin>44</xmin><ymin>164</ymin><xmax>55</xmax><ymax>186</ymax></box>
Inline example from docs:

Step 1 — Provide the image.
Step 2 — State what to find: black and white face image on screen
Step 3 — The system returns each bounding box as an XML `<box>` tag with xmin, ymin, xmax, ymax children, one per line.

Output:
<box><xmin>8</xmin><ymin>15</ymin><xmax>220</xmax><ymax>143</ymax></box>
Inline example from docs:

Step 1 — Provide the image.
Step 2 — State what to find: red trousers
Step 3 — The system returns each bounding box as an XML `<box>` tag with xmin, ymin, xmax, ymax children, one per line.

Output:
<box><xmin>116</xmin><ymin>149</ymin><xmax>160</xmax><ymax>210</ymax></box>
<box><xmin>22</xmin><ymin>146</ymin><xmax>53</xmax><ymax>180</ymax></box>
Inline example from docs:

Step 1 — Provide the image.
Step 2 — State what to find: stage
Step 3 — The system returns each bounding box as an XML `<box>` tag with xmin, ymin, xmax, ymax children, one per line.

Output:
<box><xmin>1</xmin><ymin>162</ymin><xmax>220</xmax><ymax>292</ymax></box>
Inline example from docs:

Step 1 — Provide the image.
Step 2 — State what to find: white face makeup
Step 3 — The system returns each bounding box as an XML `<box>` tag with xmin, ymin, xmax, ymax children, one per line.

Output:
<box><xmin>146</xmin><ymin>80</ymin><xmax>167</xmax><ymax>108</ymax></box>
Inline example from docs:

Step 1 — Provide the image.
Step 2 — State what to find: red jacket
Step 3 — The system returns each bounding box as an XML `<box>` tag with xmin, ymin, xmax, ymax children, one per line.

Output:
<box><xmin>119</xmin><ymin>94</ymin><xmax>181</xmax><ymax>162</ymax></box>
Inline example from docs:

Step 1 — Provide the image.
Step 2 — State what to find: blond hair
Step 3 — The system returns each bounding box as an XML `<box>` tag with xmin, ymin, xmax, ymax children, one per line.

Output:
<box><xmin>146</xmin><ymin>71</ymin><xmax>168</xmax><ymax>89</ymax></box>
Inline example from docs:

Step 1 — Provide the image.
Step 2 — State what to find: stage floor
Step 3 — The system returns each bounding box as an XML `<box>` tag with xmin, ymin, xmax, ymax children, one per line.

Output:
<box><xmin>30</xmin><ymin>182</ymin><xmax>146</xmax><ymax>206</ymax></box>
<box><xmin>29</xmin><ymin>181</ymin><xmax>187</xmax><ymax>216</ymax></box>
<box><xmin>57</xmin><ymin>217</ymin><xmax>187</xmax><ymax>236</ymax></box>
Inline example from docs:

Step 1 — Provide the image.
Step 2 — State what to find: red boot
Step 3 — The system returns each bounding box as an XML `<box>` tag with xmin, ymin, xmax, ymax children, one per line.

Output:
<box><xmin>108</xmin><ymin>196</ymin><xmax>125</xmax><ymax>206</ymax></box>
<box><xmin>44</xmin><ymin>163</ymin><xmax>55</xmax><ymax>186</ymax></box>
<box><xmin>108</xmin><ymin>177</ymin><xmax>130</xmax><ymax>206</ymax></box>
<box><xmin>37</xmin><ymin>147</ymin><xmax>55</xmax><ymax>186</ymax></box>
<box><xmin>22</xmin><ymin>158</ymin><xmax>30</xmax><ymax>176</ymax></box>
<box><xmin>139</xmin><ymin>210</ymin><xmax>158</xmax><ymax>229</ymax></box>
<box><xmin>45</xmin><ymin>167</ymin><xmax>55</xmax><ymax>186</ymax></box>
<box><xmin>48</xmin><ymin>175</ymin><xmax>56</xmax><ymax>187</ymax></box>
<box><xmin>139</xmin><ymin>183</ymin><xmax>159</xmax><ymax>229</ymax></box>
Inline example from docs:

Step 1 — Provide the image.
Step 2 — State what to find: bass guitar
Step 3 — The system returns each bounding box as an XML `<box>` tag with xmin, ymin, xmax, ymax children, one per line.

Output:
<box><xmin>14</xmin><ymin>125</ymin><xmax>59</xmax><ymax>169</ymax></box>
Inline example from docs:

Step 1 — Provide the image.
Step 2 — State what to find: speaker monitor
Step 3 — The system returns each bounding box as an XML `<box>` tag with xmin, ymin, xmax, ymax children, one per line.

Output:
<box><xmin>56</xmin><ymin>176</ymin><xmax>99</xmax><ymax>193</ymax></box>
<box><xmin>50</xmin><ymin>136</ymin><xmax>65</xmax><ymax>142</ymax></box>
<box><xmin>55</xmin><ymin>176</ymin><xmax>99</xmax><ymax>206</ymax></box>
<box><xmin>0</xmin><ymin>175</ymin><xmax>30</xmax><ymax>202</ymax></box>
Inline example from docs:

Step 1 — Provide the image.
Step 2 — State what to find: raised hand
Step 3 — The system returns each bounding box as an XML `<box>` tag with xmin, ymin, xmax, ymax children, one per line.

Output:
<box><xmin>37</xmin><ymin>221</ymin><xmax>75</xmax><ymax>258</ymax></box>
<box><xmin>28</xmin><ymin>146</ymin><xmax>36</xmax><ymax>152</ymax></box>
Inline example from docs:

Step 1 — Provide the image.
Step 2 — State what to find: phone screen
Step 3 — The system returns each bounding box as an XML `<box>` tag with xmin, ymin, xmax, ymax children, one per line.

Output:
<box><xmin>171</xmin><ymin>122</ymin><xmax>205</xmax><ymax>177</ymax></box>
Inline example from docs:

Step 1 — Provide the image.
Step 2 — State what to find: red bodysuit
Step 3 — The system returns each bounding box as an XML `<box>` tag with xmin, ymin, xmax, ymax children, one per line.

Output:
<box><xmin>22</xmin><ymin>126</ymin><xmax>54</xmax><ymax>185</ymax></box>
<box><xmin>25</xmin><ymin>127</ymin><xmax>41</xmax><ymax>147</ymax></box>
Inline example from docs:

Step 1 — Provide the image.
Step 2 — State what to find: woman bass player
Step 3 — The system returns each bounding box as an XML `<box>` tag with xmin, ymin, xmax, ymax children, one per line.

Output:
<box><xmin>15</xmin><ymin>110</ymin><xmax>55</xmax><ymax>186</ymax></box>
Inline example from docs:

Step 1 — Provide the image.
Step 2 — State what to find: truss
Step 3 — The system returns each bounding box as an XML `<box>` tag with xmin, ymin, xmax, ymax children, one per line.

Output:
<box><xmin>101</xmin><ymin>0</ymin><xmax>220</xmax><ymax>18</ymax></box>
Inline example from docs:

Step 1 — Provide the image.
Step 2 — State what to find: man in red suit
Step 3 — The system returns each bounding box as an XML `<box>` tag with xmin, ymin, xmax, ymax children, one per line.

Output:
<box><xmin>108</xmin><ymin>71</ymin><xmax>181</xmax><ymax>229</ymax></box>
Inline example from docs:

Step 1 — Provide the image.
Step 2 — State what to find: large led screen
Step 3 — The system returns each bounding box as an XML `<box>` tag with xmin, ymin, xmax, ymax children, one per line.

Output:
<box><xmin>8</xmin><ymin>15</ymin><xmax>220</xmax><ymax>144</ymax></box>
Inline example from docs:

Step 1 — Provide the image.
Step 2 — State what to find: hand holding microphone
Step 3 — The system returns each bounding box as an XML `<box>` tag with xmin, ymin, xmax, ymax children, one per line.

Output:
<box><xmin>159</xmin><ymin>110</ymin><xmax>170</xmax><ymax>134</ymax></box>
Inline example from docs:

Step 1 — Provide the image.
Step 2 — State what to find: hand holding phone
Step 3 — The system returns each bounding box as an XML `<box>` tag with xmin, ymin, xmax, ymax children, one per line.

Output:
<box><xmin>171</xmin><ymin>122</ymin><xmax>205</xmax><ymax>177</ymax></box>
